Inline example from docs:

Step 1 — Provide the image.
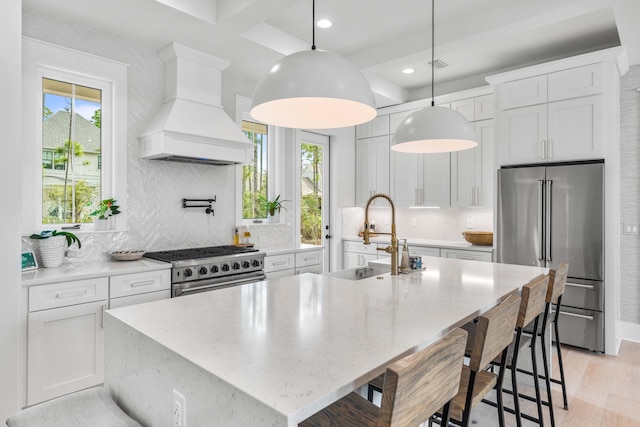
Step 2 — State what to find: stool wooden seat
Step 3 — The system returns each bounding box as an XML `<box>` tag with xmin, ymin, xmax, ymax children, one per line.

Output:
<box><xmin>300</xmin><ymin>328</ymin><xmax>468</xmax><ymax>427</ymax></box>
<box><xmin>439</xmin><ymin>293</ymin><xmax>522</xmax><ymax>427</ymax></box>
<box><xmin>6</xmin><ymin>387</ymin><xmax>141</xmax><ymax>427</ymax></box>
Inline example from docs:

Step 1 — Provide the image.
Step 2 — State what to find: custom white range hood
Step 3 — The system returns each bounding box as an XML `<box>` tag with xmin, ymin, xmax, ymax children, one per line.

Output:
<box><xmin>139</xmin><ymin>43</ymin><xmax>252</xmax><ymax>165</ymax></box>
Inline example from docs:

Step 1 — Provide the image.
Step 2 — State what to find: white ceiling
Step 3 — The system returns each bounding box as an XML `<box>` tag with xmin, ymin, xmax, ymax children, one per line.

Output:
<box><xmin>23</xmin><ymin>0</ymin><xmax>640</xmax><ymax>107</ymax></box>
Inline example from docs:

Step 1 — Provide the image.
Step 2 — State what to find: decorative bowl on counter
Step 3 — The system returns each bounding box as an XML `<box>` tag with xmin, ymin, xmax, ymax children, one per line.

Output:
<box><xmin>461</xmin><ymin>231</ymin><xmax>493</xmax><ymax>246</ymax></box>
<box><xmin>110</xmin><ymin>250</ymin><xmax>145</xmax><ymax>261</ymax></box>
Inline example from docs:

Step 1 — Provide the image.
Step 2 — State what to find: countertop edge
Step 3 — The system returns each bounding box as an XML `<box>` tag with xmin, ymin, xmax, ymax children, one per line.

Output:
<box><xmin>21</xmin><ymin>259</ymin><xmax>172</xmax><ymax>286</ymax></box>
<box><xmin>342</xmin><ymin>236</ymin><xmax>494</xmax><ymax>252</ymax></box>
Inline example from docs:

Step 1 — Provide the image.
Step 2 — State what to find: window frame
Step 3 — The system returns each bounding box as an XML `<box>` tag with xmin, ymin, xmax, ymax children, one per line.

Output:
<box><xmin>22</xmin><ymin>38</ymin><xmax>128</xmax><ymax>234</ymax></box>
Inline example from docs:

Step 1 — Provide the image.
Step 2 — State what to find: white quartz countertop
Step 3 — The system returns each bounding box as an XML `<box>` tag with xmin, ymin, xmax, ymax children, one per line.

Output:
<box><xmin>105</xmin><ymin>257</ymin><xmax>545</xmax><ymax>426</ymax></box>
<box><xmin>342</xmin><ymin>236</ymin><xmax>494</xmax><ymax>252</ymax></box>
<box><xmin>21</xmin><ymin>258</ymin><xmax>171</xmax><ymax>286</ymax></box>
<box><xmin>263</xmin><ymin>244</ymin><xmax>324</xmax><ymax>256</ymax></box>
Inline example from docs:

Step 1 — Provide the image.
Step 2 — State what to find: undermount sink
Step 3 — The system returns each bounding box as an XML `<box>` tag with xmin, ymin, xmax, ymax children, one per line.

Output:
<box><xmin>329</xmin><ymin>266</ymin><xmax>389</xmax><ymax>281</ymax></box>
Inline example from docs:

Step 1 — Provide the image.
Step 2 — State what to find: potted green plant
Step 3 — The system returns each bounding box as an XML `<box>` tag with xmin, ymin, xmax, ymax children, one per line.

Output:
<box><xmin>90</xmin><ymin>198</ymin><xmax>121</xmax><ymax>230</ymax></box>
<box><xmin>29</xmin><ymin>230</ymin><xmax>82</xmax><ymax>268</ymax></box>
<box><xmin>260</xmin><ymin>195</ymin><xmax>289</xmax><ymax>223</ymax></box>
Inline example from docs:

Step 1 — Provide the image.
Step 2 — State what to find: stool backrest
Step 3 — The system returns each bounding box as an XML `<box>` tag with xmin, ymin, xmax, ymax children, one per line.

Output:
<box><xmin>517</xmin><ymin>274</ymin><xmax>550</xmax><ymax>328</ymax></box>
<box><xmin>379</xmin><ymin>328</ymin><xmax>467</xmax><ymax>427</ymax></box>
<box><xmin>547</xmin><ymin>263</ymin><xmax>569</xmax><ymax>304</ymax></box>
<box><xmin>469</xmin><ymin>294</ymin><xmax>521</xmax><ymax>372</ymax></box>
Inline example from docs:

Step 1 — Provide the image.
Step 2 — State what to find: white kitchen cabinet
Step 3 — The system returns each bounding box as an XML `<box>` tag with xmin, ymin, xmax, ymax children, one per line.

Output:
<box><xmin>27</xmin><ymin>278</ymin><xmax>108</xmax><ymax>405</ymax></box>
<box><xmin>295</xmin><ymin>249</ymin><xmax>323</xmax><ymax>274</ymax></box>
<box><xmin>264</xmin><ymin>253</ymin><xmax>295</xmax><ymax>279</ymax></box>
<box><xmin>407</xmin><ymin>246</ymin><xmax>440</xmax><ymax>257</ymax></box>
<box><xmin>356</xmin><ymin>115</ymin><xmax>389</xmax><ymax>139</ymax></box>
<box><xmin>451</xmin><ymin>119</ymin><xmax>494</xmax><ymax>207</ymax></box>
<box><xmin>109</xmin><ymin>269</ymin><xmax>171</xmax><ymax>308</ymax></box>
<box><xmin>343</xmin><ymin>240</ymin><xmax>379</xmax><ymax>269</ymax></box>
<box><xmin>474</xmin><ymin>94</ymin><xmax>494</xmax><ymax>120</ymax></box>
<box><xmin>498</xmin><ymin>95</ymin><xmax>603</xmax><ymax>165</ymax></box>
<box><xmin>389</xmin><ymin>109</ymin><xmax>417</xmax><ymax>135</ymax></box>
<box><xmin>450</xmin><ymin>98</ymin><xmax>475</xmax><ymax>121</ymax></box>
<box><xmin>356</xmin><ymin>135</ymin><xmax>390</xmax><ymax>206</ymax></box>
<box><xmin>391</xmin><ymin>151</ymin><xmax>450</xmax><ymax>207</ymax></box>
<box><xmin>494</xmin><ymin>63</ymin><xmax>605</xmax><ymax>166</ymax></box>
<box><xmin>441</xmin><ymin>248</ymin><xmax>492</xmax><ymax>262</ymax></box>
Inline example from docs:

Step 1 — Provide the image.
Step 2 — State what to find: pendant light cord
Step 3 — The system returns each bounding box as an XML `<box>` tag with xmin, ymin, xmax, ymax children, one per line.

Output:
<box><xmin>312</xmin><ymin>0</ymin><xmax>316</xmax><ymax>50</ymax></box>
<box><xmin>431</xmin><ymin>0</ymin><xmax>435</xmax><ymax>107</ymax></box>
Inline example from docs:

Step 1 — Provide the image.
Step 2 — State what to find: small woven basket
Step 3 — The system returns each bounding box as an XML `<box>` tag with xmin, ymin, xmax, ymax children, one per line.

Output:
<box><xmin>462</xmin><ymin>231</ymin><xmax>493</xmax><ymax>246</ymax></box>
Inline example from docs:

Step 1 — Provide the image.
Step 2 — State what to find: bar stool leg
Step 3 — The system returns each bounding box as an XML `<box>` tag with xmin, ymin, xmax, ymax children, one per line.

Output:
<box><xmin>553</xmin><ymin>307</ymin><xmax>569</xmax><ymax>410</ymax></box>
<box><xmin>538</xmin><ymin>308</ymin><xmax>556</xmax><ymax>426</ymax></box>
<box><xmin>529</xmin><ymin>317</ymin><xmax>545</xmax><ymax>427</ymax></box>
<box><xmin>510</xmin><ymin>332</ymin><xmax>524</xmax><ymax>427</ymax></box>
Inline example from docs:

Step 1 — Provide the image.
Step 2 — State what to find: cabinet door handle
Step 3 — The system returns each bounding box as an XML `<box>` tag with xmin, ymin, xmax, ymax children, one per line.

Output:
<box><xmin>547</xmin><ymin>139</ymin><xmax>553</xmax><ymax>159</ymax></box>
<box><xmin>273</xmin><ymin>260</ymin><xmax>288</xmax><ymax>266</ymax></box>
<box><xmin>56</xmin><ymin>290</ymin><xmax>87</xmax><ymax>299</ymax></box>
<box><xmin>101</xmin><ymin>304</ymin><xmax>106</xmax><ymax>328</ymax></box>
<box><xmin>130</xmin><ymin>280</ymin><xmax>154</xmax><ymax>288</ymax></box>
<box><xmin>540</xmin><ymin>140</ymin><xmax>546</xmax><ymax>159</ymax></box>
<box><xmin>455</xmin><ymin>255</ymin><xmax>474</xmax><ymax>260</ymax></box>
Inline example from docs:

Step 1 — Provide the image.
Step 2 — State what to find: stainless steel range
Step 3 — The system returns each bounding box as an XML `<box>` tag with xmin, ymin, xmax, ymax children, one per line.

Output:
<box><xmin>144</xmin><ymin>246</ymin><xmax>266</xmax><ymax>297</ymax></box>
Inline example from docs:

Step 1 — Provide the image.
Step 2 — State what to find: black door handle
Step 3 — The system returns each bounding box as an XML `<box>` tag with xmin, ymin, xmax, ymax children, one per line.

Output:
<box><xmin>325</xmin><ymin>235</ymin><xmax>332</xmax><ymax>239</ymax></box>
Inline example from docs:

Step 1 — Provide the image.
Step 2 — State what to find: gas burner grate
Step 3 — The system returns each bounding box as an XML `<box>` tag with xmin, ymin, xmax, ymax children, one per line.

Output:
<box><xmin>144</xmin><ymin>245</ymin><xmax>258</xmax><ymax>262</ymax></box>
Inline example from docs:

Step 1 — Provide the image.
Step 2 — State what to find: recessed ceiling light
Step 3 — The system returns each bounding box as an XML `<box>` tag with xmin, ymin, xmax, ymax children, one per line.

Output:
<box><xmin>402</xmin><ymin>68</ymin><xmax>415</xmax><ymax>74</ymax></box>
<box><xmin>317</xmin><ymin>19</ymin><xmax>332</xmax><ymax>28</ymax></box>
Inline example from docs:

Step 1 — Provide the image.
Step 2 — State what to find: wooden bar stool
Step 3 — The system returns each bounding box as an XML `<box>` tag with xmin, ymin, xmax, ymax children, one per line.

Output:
<box><xmin>432</xmin><ymin>293</ymin><xmax>522</xmax><ymax>427</ymax></box>
<box><xmin>517</xmin><ymin>264</ymin><xmax>570</xmax><ymax>416</ymax></box>
<box><xmin>300</xmin><ymin>328</ymin><xmax>468</xmax><ymax>427</ymax></box>
<box><xmin>480</xmin><ymin>274</ymin><xmax>550</xmax><ymax>427</ymax></box>
<box><xmin>6</xmin><ymin>387</ymin><xmax>141</xmax><ymax>427</ymax></box>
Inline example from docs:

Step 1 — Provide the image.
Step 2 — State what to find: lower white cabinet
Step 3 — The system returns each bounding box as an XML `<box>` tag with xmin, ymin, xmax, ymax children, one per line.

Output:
<box><xmin>25</xmin><ymin>269</ymin><xmax>171</xmax><ymax>406</ymax></box>
<box><xmin>27</xmin><ymin>278</ymin><xmax>108</xmax><ymax>405</ymax></box>
<box><xmin>441</xmin><ymin>248</ymin><xmax>492</xmax><ymax>262</ymax></box>
<box><xmin>264</xmin><ymin>249</ymin><xmax>324</xmax><ymax>279</ymax></box>
<box><xmin>408</xmin><ymin>246</ymin><xmax>440</xmax><ymax>257</ymax></box>
<box><xmin>344</xmin><ymin>251</ymin><xmax>377</xmax><ymax>269</ymax></box>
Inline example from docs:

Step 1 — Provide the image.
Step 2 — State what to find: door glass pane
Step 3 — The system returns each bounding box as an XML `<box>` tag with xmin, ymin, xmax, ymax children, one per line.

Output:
<box><xmin>300</xmin><ymin>143</ymin><xmax>323</xmax><ymax>245</ymax></box>
<box><xmin>42</xmin><ymin>78</ymin><xmax>102</xmax><ymax>224</ymax></box>
<box><xmin>242</xmin><ymin>121</ymin><xmax>268</xmax><ymax>219</ymax></box>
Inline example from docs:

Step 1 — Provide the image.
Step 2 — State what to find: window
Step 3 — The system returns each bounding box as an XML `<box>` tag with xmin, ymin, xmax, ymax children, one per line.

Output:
<box><xmin>41</xmin><ymin>78</ymin><xmax>102</xmax><ymax>224</ymax></box>
<box><xmin>22</xmin><ymin>38</ymin><xmax>128</xmax><ymax>233</ymax></box>
<box><xmin>241</xmin><ymin>120</ymin><xmax>268</xmax><ymax>220</ymax></box>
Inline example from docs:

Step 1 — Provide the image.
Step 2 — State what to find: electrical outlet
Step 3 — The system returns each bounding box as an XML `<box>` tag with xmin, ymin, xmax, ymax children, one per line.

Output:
<box><xmin>173</xmin><ymin>389</ymin><xmax>186</xmax><ymax>427</ymax></box>
<box><xmin>259</xmin><ymin>235</ymin><xmax>267</xmax><ymax>242</ymax></box>
<box><xmin>410</xmin><ymin>218</ymin><xmax>417</xmax><ymax>227</ymax></box>
<box><xmin>466</xmin><ymin>218</ymin><xmax>474</xmax><ymax>229</ymax></box>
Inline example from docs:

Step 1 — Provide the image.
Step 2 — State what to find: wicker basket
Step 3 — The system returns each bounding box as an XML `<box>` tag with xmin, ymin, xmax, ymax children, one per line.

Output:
<box><xmin>461</xmin><ymin>231</ymin><xmax>493</xmax><ymax>246</ymax></box>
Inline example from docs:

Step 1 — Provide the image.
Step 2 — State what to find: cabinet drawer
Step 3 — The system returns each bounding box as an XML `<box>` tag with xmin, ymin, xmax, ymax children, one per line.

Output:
<box><xmin>29</xmin><ymin>277</ymin><xmax>109</xmax><ymax>312</ymax></box>
<box><xmin>409</xmin><ymin>246</ymin><xmax>440</xmax><ymax>257</ymax></box>
<box><xmin>264</xmin><ymin>253</ymin><xmax>295</xmax><ymax>273</ymax></box>
<box><xmin>441</xmin><ymin>249</ymin><xmax>492</xmax><ymax>262</ymax></box>
<box><xmin>110</xmin><ymin>290</ymin><xmax>171</xmax><ymax>309</ymax></box>
<box><xmin>110</xmin><ymin>270</ymin><xmax>171</xmax><ymax>299</ymax></box>
<box><xmin>343</xmin><ymin>241</ymin><xmax>378</xmax><ymax>255</ymax></box>
<box><xmin>296</xmin><ymin>264</ymin><xmax>322</xmax><ymax>275</ymax></box>
<box><xmin>562</xmin><ymin>280</ymin><xmax>603</xmax><ymax>311</ymax></box>
<box><xmin>295</xmin><ymin>250</ymin><xmax>322</xmax><ymax>268</ymax></box>
<box><xmin>266</xmin><ymin>269</ymin><xmax>295</xmax><ymax>280</ymax></box>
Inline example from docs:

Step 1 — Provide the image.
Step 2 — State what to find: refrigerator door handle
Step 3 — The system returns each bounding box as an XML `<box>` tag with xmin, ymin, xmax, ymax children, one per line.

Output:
<box><xmin>538</xmin><ymin>180</ymin><xmax>545</xmax><ymax>261</ymax></box>
<box><xmin>546</xmin><ymin>179</ymin><xmax>553</xmax><ymax>262</ymax></box>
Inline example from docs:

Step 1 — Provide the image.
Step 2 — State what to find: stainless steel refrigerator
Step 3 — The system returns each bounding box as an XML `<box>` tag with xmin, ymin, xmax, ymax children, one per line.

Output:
<box><xmin>497</xmin><ymin>161</ymin><xmax>604</xmax><ymax>352</ymax></box>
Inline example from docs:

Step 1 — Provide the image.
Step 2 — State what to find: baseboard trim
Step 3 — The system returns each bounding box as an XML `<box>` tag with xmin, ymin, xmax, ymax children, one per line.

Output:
<box><xmin>619</xmin><ymin>321</ymin><xmax>640</xmax><ymax>343</ymax></box>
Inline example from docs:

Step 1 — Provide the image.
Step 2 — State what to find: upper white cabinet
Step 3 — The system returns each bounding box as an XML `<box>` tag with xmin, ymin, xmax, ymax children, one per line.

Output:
<box><xmin>356</xmin><ymin>134</ymin><xmax>390</xmax><ymax>206</ymax></box>
<box><xmin>356</xmin><ymin>115</ymin><xmax>390</xmax><ymax>139</ymax></box>
<box><xmin>391</xmin><ymin>151</ymin><xmax>450</xmax><ymax>207</ymax></box>
<box><xmin>450</xmin><ymin>98</ymin><xmax>475</xmax><ymax>121</ymax></box>
<box><xmin>451</xmin><ymin>120</ymin><xmax>494</xmax><ymax>208</ymax></box>
<box><xmin>490</xmin><ymin>61</ymin><xmax>609</xmax><ymax>166</ymax></box>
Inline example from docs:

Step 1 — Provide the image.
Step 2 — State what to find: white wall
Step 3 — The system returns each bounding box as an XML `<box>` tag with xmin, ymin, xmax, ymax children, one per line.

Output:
<box><xmin>1</xmin><ymin>0</ymin><xmax>22</xmax><ymax>419</ymax></box>
<box><xmin>619</xmin><ymin>64</ymin><xmax>640</xmax><ymax>339</ymax></box>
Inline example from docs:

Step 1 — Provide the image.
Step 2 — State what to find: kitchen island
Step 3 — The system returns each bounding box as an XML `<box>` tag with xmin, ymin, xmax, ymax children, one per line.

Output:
<box><xmin>104</xmin><ymin>257</ymin><xmax>546</xmax><ymax>427</ymax></box>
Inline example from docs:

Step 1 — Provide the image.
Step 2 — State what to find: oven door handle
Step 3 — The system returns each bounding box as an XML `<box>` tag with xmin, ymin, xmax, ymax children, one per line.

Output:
<box><xmin>175</xmin><ymin>273</ymin><xmax>266</xmax><ymax>296</ymax></box>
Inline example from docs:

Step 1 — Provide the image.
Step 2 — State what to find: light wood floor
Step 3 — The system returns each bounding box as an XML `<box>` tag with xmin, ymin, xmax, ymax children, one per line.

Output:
<box><xmin>469</xmin><ymin>340</ymin><xmax>640</xmax><ymax>427</ymax></box>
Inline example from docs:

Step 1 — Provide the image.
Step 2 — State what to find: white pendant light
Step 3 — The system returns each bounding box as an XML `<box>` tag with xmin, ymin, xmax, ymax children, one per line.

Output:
<box><xmin>392</xmin><ymin>0</ymin><xmax>477</xmax><ymax>153</ymax></box>
<box><xmin>250</xmin><ymin>0</ymin><xmax>376</xmax><ymax>129</ymax></box>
